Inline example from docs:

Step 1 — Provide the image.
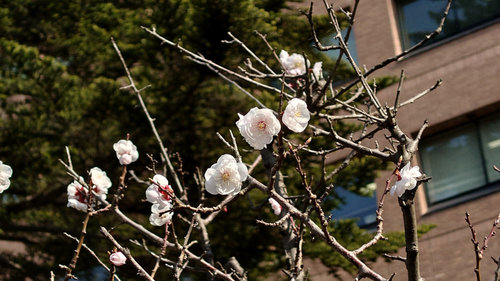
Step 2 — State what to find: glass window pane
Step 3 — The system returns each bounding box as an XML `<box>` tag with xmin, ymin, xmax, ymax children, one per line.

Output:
<box><xmin>421</xmin><ymin>124</ymin><xmax>486</xmax><ymax>204</ymax></box>
<box><xmin>397</xmin><ymin>0</ymin><xmax>500</xmax><ymax>49</ymax></box>
<box><xmin>479</xmin><ymin>114</ymin><xmax>500</xmax><ymax>183</ymax></box>
<box><xmin>334</xmin><ymin>186</ymin><xmax>377</xmax><ymax>227</ymax></box>
<box><xmin>322</xmin><ymin>28</ymin><xmax>358</xmax><ymax>63</ymax></box>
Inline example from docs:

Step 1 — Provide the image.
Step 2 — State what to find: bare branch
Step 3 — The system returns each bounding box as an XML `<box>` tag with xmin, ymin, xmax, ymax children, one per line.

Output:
<box><xmin>100</xmin><ymin>227</ymin><xmax>155</xmax><ymax>281</ymax></box>
<box><xmin>111</xmin><ymin>38</ymin><xmax>184</xmax><ymax>195</ymax></box>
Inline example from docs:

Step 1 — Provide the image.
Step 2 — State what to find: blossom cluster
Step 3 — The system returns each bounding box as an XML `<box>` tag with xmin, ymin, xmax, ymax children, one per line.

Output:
<box><xmin>235</xmin><ymin>99</ymin><xmax>310</xmax><ymax>151</ymax></box>
<box><xmin>0</xmin><ymin>161</ymin><xmax>12</xmax><ymax>193</ymax></box>
<box><xmin>67</xmin><ymin>167</ymin><xmax>112</xmax><ymax>212</ymax></box>
<box><xmin>279</xmin><ymin>50</ymin><xmax>325</xmax><ymax>85</ymax></box>
<box><xmin>146</xmin><ymin>175</ymin><xmax>174</xmax><ymax>226</ymax></box>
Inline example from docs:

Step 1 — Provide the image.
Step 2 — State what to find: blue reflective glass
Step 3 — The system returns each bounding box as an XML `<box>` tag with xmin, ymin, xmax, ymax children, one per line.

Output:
<box><xmin>397</xmin><ymin>0</ymin><xmax>500</xmax><ymax>49</ymax></box>
<box><xmin>333</xmin><ymin>186</ymin><xmax>377</xmax><ymax>228</ymax></box>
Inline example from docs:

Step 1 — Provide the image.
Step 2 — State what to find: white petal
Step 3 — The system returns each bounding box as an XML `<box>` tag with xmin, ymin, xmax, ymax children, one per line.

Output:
<box><xmin>390</xmin><ymin>185</ymin><xmax>397</xmax><ymax>196</ymax></box>
<box><xmin>237</xmin><ymin>107</ymin><xmax>281</xmax><ymax>150</ymax></box>
<box><xmin>67</xmin><ymin>199</ymin><xmax>88</xmax><ymax>212</ymax></box>
<box><xmin>152</xmin><ymin>174</ymin><xmax>169</xmax><ymax>188</ymax></box>
<box><xmin>205</xmin><ymin>176</ymin><xmax>219</xmax><ymax>195</ymax></box>
<box><xmin>119</xmin><ymin>154</ymin><xmax>133</xmax><ymax>165</ymax></box>
<box><xmin>90</xmin><ymin>167</ymin><xmax>112</xmax><ymax>190</ymax></box>
<box><xmin>268</xmin><ymin>198</ymin><xmax>282</xmax><ymax>215</ymax></box>
<box><xmin>110</xmin><ymin>252</ymin><xmax>127</xmax><ymax>266</ymax></box>
<box><xmin>146</xmin><ymin>185</ymin><xmax>160</xmax><ymax>203</ymax></box>
<box><xmin>149</xmin><ymin>211</ymin><xmax>172</xmax><ymax>226</ymax></box>
<box><xmin>0</xmin><ymin>162</ymin><xmax>13</xmax><ymax>178</ymax></box>
<box><xmin>0</xmin><ymin>178</ymin><xmax>11</xmax><ymax>193</ymax></box>
<box><xmin>237</xmin><ymin>162</ymin><xmax>248</xmax><ymax>181</ymax></box>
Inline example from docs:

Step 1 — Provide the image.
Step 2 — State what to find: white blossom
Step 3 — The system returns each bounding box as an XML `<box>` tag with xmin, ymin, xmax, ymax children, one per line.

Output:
<box><xmin>390</xmin><ymin>163</ymin><xmax>422</xmax><ymax>197</ymax></box>
<box><xmin>66</xmin><ymin>168</ymin><xmax>111</xmax><ymax>212</ymax></box>
<box><xmin>149</xmin><ymin>202</ymin><xmax>173</xmax><ymax>226</ymax></box>
<box><xmin>146</xmin><ymin>174</ymin><xmax>174</xmax><ymax>226</ymax></box>
<box><xmin>146</xmin><ymin>174</ymin><xmax>173</xmax><ymax>204</ymax></box>
<box><xmin>67</xmin><ymin>181</ymin><xmax>89</xmax><ymax>212</ymax></box>
<box><xmin>279</xmin><ymin>50</ymin><xmax>309</xmax><ymax>75</ymax></box>
<box><xmin>0</xmin><ymin>161</ymin><xmax>13</xmax><ymax>193</ymax></box>
<box><xmin>109</xmin><ymin>251</ymin><xmax>127</xmax><ymax>266</ymax></box>
<box><xmin>236</xmin><ymin>107</ymin><xmax>281</xmax><ymax>150</ymax></box>
<box><xmin>113</xmin><ymin>139</ymin><xmax>139</xmax><ymax>165</ymax></box>
<box><xmin>282</xmin><ymin>98</ymin><xmax>310</xmax><ymax>133</ymax></box>
<box><xmin>204</xmin><ymin>154</ymin><xmax>248</xmax><ymax>196</ymax></box>
<box><xmin>90</xmin><ymin>167</ymin><xmax>112</xmax><ymax>195</ymax></box>
<box><xmin>268</xmin><ymin>197</ymin><xmax>282</xmax><ymax>215</ymax></box>
<box><xmin>312</xmin><ymin>62</ymin><xmax>326</xmax><ymax>87</ymax></box>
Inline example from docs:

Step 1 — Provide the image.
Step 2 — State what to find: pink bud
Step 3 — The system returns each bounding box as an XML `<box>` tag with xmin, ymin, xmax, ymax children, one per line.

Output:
<box><xmin>110</xmin><ymin>251</ymin><xmax>127</xmax><ymax>266</ymax></box>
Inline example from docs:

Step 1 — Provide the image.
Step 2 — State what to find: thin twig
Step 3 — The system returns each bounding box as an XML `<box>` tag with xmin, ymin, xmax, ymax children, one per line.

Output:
<box><xmin>111</xmin><ymin>37</ymin><xmax>184</xmax><ymax>195</ymax></box>
<box><xmin>100</xmin><ymin>227</ymin><xmax>155</xmax><ymax>281</ymax></box>
<box><xmin>63</xmin><ymin>232</ymin><xmax>122</xmax><ymax>281</ymax></box>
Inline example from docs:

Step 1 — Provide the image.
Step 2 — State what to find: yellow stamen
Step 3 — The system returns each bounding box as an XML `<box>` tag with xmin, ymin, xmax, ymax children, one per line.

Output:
<box><xmin>222</xmin><ymin>171</ymin><xmax>231</xmax><ymax>181</ymax></box>
<box><xmin>257</xmin><ymin>121</ymin><xmax>266</xmax><ymax>130</ymax></box>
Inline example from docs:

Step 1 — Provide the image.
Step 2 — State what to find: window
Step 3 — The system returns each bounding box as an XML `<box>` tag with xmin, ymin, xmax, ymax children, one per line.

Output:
<box><xmin>396</xmin><ymin>0</ymin><xmax>500</xmax><ymax>49</ymax></box>
<box><xmin>333</xmin><ymin>184</ymin><xmax>377</xmax><ymax>228</ymax></box>
<box><xmin>420</xmin><ymin>113</ymin><xmax>500</xmax><ymax>205</ymax></box>
<box><xmin>322</xmin><ymin>28</ymin><xmax>358</xmax><ymax>64</ymax></box>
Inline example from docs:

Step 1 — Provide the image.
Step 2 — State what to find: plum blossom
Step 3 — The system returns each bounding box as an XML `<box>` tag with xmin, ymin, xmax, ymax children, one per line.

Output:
<box><xmin>268</xmin><ymin>197</ymin><xmax>282</xmax><ymax>215</ymax></box>
<box><xmin>113</xmin><ymin>139</ymin><xmax>139</xmax><ymax>165</ymax></box>
<box><xmin>280</xmin><ymin>50</ymin><xmax>309</xmax><ymax>75</ymax></box>
<box><xmin>236</xmin><ymin>107</ymin><xmax>281</xmax><ymax>150</ymax></box>
<box><xmin>312</xmin><ymin>62</ymin><xmax>326</xmax><ymax>86</ymax></box>
<box><xmin>146</xmin><ymin>175</ymin><xmax>174</xmax><ymax>204</ymax></box>
<box><xmin>204</xmin><ymin>154</ymin><xmax>248</xmax><ymax>196</ymax></box>
<box><xmin>390</xmin><ymin>163</ymin><xmax>422</xmax><ymax>197</ymax></box>
<box><xmin>146</xmin><ymin>175</ymin><xmax>174</xmax><ymax>226</ymax></box>
<box><xmin>0</xmin><ymin>161</ymin><xmax>13</xmax><ymax>193</ymax></box>
<box><xmin>109</xmin><ymin>251</ymin><xmax>127</xmax><ymax>266</ymax></box>
<box><xmin>67</xmin><ymin>167</ymin><xmax>111</xmax><ymax>212</ymax></box>
<box><xmin>67</xmin><ymin>181</ymin><xmax>89</xmax><ymax>212</ymax></box>
<box><xmin>149</xmin><ymin>204</ymin><xmax>173</xmax><ymax>226</ymax></box>
<box><xmin>282</xmin><ymin>98</ymin><xmax>310</xmax><ymax>133</ymax></box>
<box><xmin>90</xmin><ymin>167</ymin><xmax>112</xmax><ymax>194</ymax></box>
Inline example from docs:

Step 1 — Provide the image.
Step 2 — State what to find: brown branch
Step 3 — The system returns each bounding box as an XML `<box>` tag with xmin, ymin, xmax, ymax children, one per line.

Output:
<box><xmin>63</xmin><ymin>212</ymin><xmax>91</xmax><ymax>281</ymax></box>
<box><xmin>494</xmin><ymin>165</ymin><xmax>500</xmax><ymax>173</ymax></box>
<box><xmin>353</xmin><ymin>160</ymin><xmax>401</xmax><ymax>255</ymax></box>
<box><xmin>100</xmin><ymin>227</ymin><xmax>155</xmax><ymax>281</ymax></box>
<box><xmin>334</xmin><ymin>0</ymin><xmax>452</xmax><ymax>100</ymax></box>
<box><xmin>63</xmin><ymin>232</ymin><xmax>122</xmax><ymax>281</ymax></box>
<box><xmin>494</xmin><ymin>256</ymin><xmax>500</xmax><ymax>281</ymax></box>
<box><xmin>111</xmin><ymin>37</ymin><xmax>184</xmax><ymax>195</ymax></box>
<box><xmin>383</xmin><ymin>254</ymin><xmax>407</xmax><ymax>263</ymax></box>
<box><xmin>248</xmin><ymin>175</ymin><xmax>388</xmax><ymax>281</ymax></box>
<box><xmin>466</xmin><ymin>212</ymin><xmax>483</xmax><ymax>281</ymax></box>
<box><xmin>142</xmin><ymin>26</ymin><xmax>287</xmax><ymax>96</ymax></box>
<box><xmin>398</xmin><ymin>79</ymin><xmax>442</xmax><ymax>108</ymax></box>
<box><xmin>322</xmin><ymin>0</ymin><xmax>385</xmax><ymax>118</ymax></box>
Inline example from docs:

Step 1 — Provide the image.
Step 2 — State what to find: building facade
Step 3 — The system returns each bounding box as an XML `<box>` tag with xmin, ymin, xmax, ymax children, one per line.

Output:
<box><xmin>292</xmin><ymin>0</ymin><xmax>500</xmax><ymax>280</ymax></box>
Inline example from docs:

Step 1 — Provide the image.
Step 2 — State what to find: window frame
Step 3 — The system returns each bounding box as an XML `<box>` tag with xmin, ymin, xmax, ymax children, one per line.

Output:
<box><xmin>394</xmin><ymin>0</ymin><xmax>500</xmax><ymax>52</ymax></box>
<box><xmin>419</xmin><ymin>112</ymin><xmax>500</xmax><ymax>211</ymax></box>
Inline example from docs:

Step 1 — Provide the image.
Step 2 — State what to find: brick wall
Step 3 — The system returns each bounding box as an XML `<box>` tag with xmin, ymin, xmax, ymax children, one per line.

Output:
<box><xmin>292</xmin><ymin>1</ymin><xmax>500</xmax><ymax>280</ymax></box>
